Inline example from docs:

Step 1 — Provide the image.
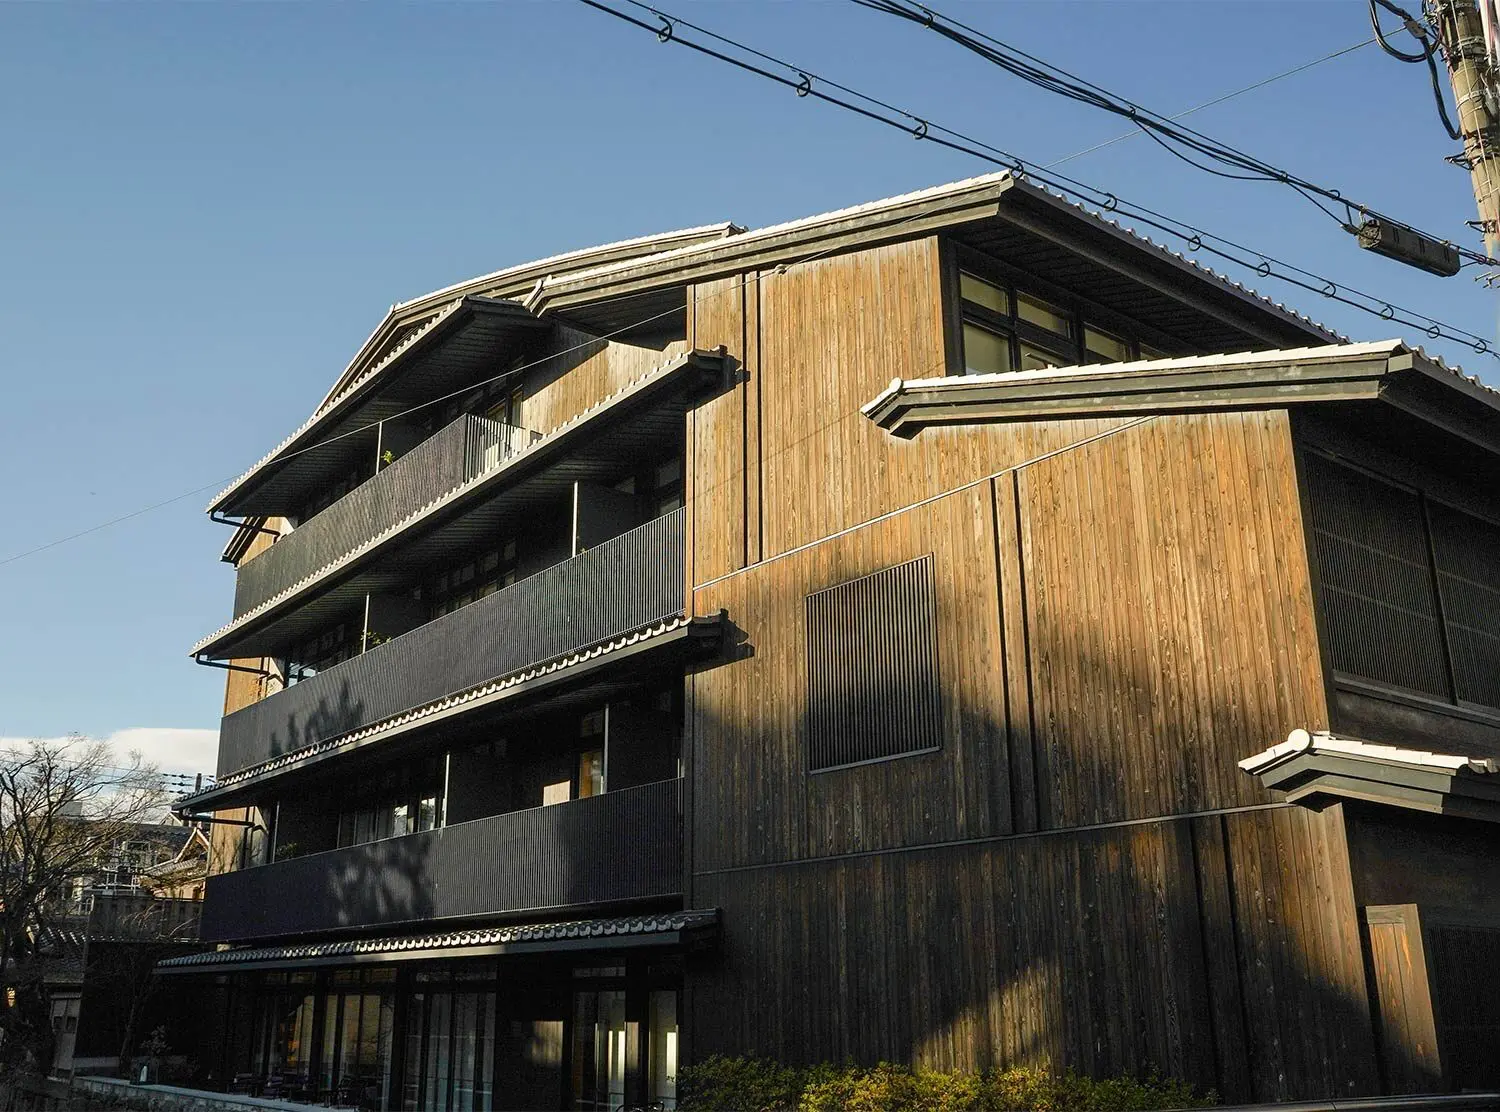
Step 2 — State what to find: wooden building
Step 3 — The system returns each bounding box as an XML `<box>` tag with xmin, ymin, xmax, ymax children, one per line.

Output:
<box><xmin>162</xmin><ymin>174</ymin><xmax>1500</xmax><ymax>1108</ymax></box>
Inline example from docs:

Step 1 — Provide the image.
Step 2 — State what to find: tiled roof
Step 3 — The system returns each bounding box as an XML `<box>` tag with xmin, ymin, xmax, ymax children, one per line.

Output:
<box><xmin>157</xmin><ymin>910</ymin><xmax>719</xmax><ymax>970</ymax></box>
<box><xmin>1241</xmin><ymin>729</ymin><xmax>1500</xmax><ymax>777</ymax></box>
<box><xmin>179</xmin><ymin>616</ymin><xmax>698</xmax><ymax>804</ymax></box>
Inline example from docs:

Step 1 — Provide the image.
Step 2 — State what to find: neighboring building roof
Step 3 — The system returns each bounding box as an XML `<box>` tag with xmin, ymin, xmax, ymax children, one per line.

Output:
<box><xmin>861</xmin><ymin>340</ymin><xmax>1500</xmax><ymax>438</ymax></box>
<box><xmin>156</xmin><ymin>910</ymin><xmax>720</xmax><ymax>973</ymax></box>
<box><xmin>1241</xmin><ymin>728</ymin><xmax>1500</xmax><ymax>822</ymax></box>
<box><xmin>177</xmin><ymin>614</ymin><xmax>724</xmax><ymax>812</ymax></box>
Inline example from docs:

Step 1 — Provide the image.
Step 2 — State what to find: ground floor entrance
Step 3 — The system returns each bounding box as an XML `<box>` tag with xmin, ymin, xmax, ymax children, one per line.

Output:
<box><xmin>191</xmin><ymin>952</ymin><xmax>683</xmax><ymax>1111</ymax></box>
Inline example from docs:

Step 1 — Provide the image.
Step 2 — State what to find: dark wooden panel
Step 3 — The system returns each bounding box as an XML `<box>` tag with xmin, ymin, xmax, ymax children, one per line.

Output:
<box><xmin>805</xmin><ymin>556</ymin><xmax>941</xmax><ymax>771</ymax></box>
<box><xmin>200</xmin><ymin>778</ymin><xmax>682</xmax><ymax>942</ymax></box>
<box><xmin>690</xmin><ymin>486</ymin><xmax>1010</xmax><ymax>869</ymax></box>
<box><xmin>234</xmin><ymin>415</ymin><xmax>533</xmax><ymax>617</ymax></box>
<box><xmin>689</xmin><ymin>821</ymin><xmax>1219</xmax><ymax>1093</ymax></box>
<box><xmin>1425</xmin><ymin>919</ymin><xmax>1500</xmax><ymax>1090</ymax></box>
<box><xmin>218</xmin><ymin>509</ymin><xmax>684</xmax><ymax>778</ymax></box>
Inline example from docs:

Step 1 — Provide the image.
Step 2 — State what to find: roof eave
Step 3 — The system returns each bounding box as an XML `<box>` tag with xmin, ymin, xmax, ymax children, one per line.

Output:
<box><xmin>864</xmin><ymin>343</ymin><xmax>1409</xmax><ymax>436</ymax></box>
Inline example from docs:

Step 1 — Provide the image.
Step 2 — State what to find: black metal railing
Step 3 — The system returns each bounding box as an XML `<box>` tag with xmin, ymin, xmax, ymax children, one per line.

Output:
<box><xmin>216</xmin><ymin>508</ymin><xmax>686</xmax><ymax>778</ymax></box>
<box><xmin>198</xmin><ymin>778</ymin><xmax>682</xmax><ymax>942</ymax></box>
<box><xmin>233</xmin><ymin>415</ymin><xmax>536</xmax><ymax>617</ymax></box>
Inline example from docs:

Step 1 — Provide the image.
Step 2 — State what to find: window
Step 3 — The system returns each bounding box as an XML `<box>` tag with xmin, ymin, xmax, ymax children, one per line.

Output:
<box><xmin>287</xmin><ymin>622</ymin><xmax>360</xmax><ymax>683</ymax></box>
<box><xmin>962</xmin><ymin>322</ymin><xmax>1012</xmax><ymax>375</ymax></box>
<box><xmin>953</xmin><ymin>252</ymin><xmax>1174</xmax><ymax>377</ymax></box>
<box><xmin>1085</xmin><ymin>326</ymin><xmax>1131</xmax><ymax>364</ymax></box>
<box><xmin>421</xmin><ymin>539</ymin><xmax>519</xmax><ymax>618</ymax></box>
<box><xmin>336</xmin><ymin>786</ymin><xmax>443</xmax><ymax>848</ymax></box>
<box><xmin>1016</xmin><ymin>291</ymin><xmax>1075</xmax><ymax>338</ymax></box>
<box><xmin>1304</xmin><ymin>452</ymin><xmax>1500</xmax><ymax>711</ymax></box>
<box><xmin>805</xmin><ymin>556</ymin><xmax>942</xmax><ymax>771</ymax></box>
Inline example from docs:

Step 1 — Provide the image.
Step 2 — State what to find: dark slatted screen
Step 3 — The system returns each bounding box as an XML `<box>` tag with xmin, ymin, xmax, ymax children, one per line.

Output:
<box><xmin>1424</xmin><ymin>923</ymin><xmax>1500</xmax><ymax>1089</ymax></box>
<box><xmin>1303</xmin><ymin>453</ymin><xmax>1449</xmax><ymax>698</ymax></box>
<box><xmin>1429</xmin><ymin>504</ymin><xmax>1500</xmax><ymax>709</ymax></box>
<box><xmin>805</xmin><ymin>555</ymin><xmax>941</xmax><ymax>772</ymax></box>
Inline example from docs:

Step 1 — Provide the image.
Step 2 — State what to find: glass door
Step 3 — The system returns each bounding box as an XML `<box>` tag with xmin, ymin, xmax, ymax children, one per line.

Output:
<box><xmin>570</xmin><ymin>990</ymin><xmax>628</xmax><ymax>1111</ymax></box>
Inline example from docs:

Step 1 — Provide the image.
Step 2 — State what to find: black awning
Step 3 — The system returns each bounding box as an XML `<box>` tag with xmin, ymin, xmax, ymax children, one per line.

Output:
<box><xmin>156</xmin><ymin>910</ymin><xmax>718</xmax><ymax>975</ymax></box>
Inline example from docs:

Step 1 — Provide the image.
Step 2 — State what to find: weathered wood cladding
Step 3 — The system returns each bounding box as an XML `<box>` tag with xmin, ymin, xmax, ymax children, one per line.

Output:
<box><xmin>689</xmin><ymin>805</ymin><xmax>1376</xmax><ymax>1102</ymax></box>
<box><xmin>523</xmin><ymin>325</ymin><xmax>688</xmax><ymax>438</ymax></box>
<box><xmin>678</xmin><ymin>237</ymin><xmax>1378</xmax><ymax>1098</ymax></box>
<box><xmin>689</xmin><ymin>408</ymin><xmax>1326</xmax><ymax>867</ymax></box>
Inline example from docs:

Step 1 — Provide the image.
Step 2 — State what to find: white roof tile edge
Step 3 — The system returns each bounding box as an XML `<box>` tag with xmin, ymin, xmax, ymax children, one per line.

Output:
<box><xmin>863</xmin><ymin>339</ymin><xmax>1498</xmax><ymax>418</ymax></box>
<box><xmin>1240</xmin><ymin>728</ymin><xmax>1500</xmax><ymax>776</ymax></box>
<box><xmin>200</xmin><ymin>615</ymin><xmax>692</xmax><ymax>794</ymax></box>
<box><xmin>191</xmin><ymin>351</ymin><xmax>698</xmax><ymax>656</ymax></box>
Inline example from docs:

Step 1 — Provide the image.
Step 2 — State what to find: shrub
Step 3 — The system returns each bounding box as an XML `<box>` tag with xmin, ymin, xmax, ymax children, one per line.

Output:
<box><xmin>678</xmin><ymin>1056</ymin><xmax>1213</xmax><ymax>1112</ymax></box>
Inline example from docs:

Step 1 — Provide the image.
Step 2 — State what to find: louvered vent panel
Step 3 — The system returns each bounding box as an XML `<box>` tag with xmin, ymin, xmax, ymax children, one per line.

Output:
<box><xmin>1429</xmin><ymin>503</ymin><xmax>1500</xmax><ymax>710</ymax></box>
<box><xmin>805</xmin><ymin>555</ymin><xmax>941</xmax><ymax>772</ymax></box>
<box><xmin>1304</xmin><ymin>454</ymin><xmax>1449</xmax><ymax>698</ymax></box>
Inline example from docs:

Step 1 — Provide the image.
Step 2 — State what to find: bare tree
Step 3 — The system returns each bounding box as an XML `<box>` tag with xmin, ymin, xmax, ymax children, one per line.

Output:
<box><xmin>0</xmin><ymin>737</ymin><xmax>166</xmax><ymax>1081</ymax></box>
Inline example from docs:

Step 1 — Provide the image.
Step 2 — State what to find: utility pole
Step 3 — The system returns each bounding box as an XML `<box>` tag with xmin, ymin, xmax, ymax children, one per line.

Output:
<box><xmin>1433</xmin><ymin>0</ymin><xmax>1500</xmax><ymax>261</ymax></box>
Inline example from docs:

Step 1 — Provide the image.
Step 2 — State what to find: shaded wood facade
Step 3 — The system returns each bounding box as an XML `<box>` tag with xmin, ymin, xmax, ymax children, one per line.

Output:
<box><xmin>678</xmin><ymin>230</ymin><xmax>1499</xmax><ymax>1101</ymax></box>
<box><xmin>182</xmin><ymin>176</ymin><xmax>1500</xmax><ymax>1106</ymax></box>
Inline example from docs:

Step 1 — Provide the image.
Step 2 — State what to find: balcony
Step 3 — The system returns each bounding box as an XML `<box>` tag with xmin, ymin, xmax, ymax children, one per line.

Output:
<box><xmin>198</xmin><ymin>777</ymin><xmax>683</xmax><ymax>942</ymax></box>
<box><xmin>234</xmin><ymin>414</ymin><xmax>536</xmax><ymax>618</ymax></box>
<box><xmin>216</xmin><ymin>508</ymin><xmax>685</xmax><ymax>779</ymax></box>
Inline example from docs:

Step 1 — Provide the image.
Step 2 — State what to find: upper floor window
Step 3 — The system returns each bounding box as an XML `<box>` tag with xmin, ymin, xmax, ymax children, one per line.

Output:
<box><xmin>953</xmin><ymin>259</ymin><xmax>1172</xmax><ymax>376</ymax></box>
<box><xmin>1304</xmin><ymin>451</ymin><xmax>1500</xmax><ymax>712</ymax></box>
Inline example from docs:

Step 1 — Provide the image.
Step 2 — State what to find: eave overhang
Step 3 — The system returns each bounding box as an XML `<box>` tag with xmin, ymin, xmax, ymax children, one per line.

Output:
<box><xmin>176</xmin><ymin>614</ymin><xmax>726</xmax><ymax>813</ymax></box>
<box><xmin>212</xmin><ymin>223</ymin><xmax>742</xmax><ymax>519</ymax></box>
<box><xmin>527</xmin><ymin>173</ymin><xmax>1343</xmax><ymax>349</ymax></box>
<box><xmin>862</xmin><ymin>341</ymin><xmax>1500</xmax><ymax>444</ymax></box>
<box><xmin>191</xmin><ymin>349</ymin><xmax>727</xmax><ymax>661</ymax></box>
<box><xmin>1241</xmin><ymin>729</ymin><xmax>1500</xmax><ymax>823</ymax></box>
<box><xmin>155</xmin><ymin>909</ymin><xmax>720</xmax><ymax>975</ymax></box>
<box><xmin>211</xmin><ymin>298</ymin><xmax>549</xmax><ymax>518</ymax></box>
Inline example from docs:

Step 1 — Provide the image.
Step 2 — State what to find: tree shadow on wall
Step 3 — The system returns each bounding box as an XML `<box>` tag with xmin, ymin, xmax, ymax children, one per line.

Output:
<box><xmin>684</xmin><ymin>640</ymin><xmax>1402</xmax><ymax>1105</ymax></box>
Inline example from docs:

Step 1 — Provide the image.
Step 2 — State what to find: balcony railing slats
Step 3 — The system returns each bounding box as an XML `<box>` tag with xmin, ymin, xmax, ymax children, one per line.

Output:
<box><xmin>234</xmin><ymin>415</ymin><xmax>536</xmax><ymax>617</ymax></box>
<box><xmin>216</xmin><ymin>508</ymin><xmax>686</xmax><ymax>779</ymax></box>
<box><xmin>198</xmin><ymin>778</ymin><xmax>682</xmax><ymax>942</ymax></box>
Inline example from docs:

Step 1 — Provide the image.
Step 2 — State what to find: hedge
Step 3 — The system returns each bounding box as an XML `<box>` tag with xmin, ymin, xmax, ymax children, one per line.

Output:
<box><xmin>678</xmin><ymin>1056</ymin><xmax>1214</xmax><ymax>1112</ymax></box>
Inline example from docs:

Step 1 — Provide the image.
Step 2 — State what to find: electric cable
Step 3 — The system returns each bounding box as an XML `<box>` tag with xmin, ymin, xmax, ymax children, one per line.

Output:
<box><xmin>1046</xmin><ymin>37</ymin><xmax>1378</xmax><ymax>168</ymax></box>
<box><xmin>583</xmin><ymin>0</ymin><xmax>1494</xmax><ymax>354</ymax></box>
<box><xmin>852</xmin><ymin>0</ymin><xmax>1481</xmax><ymax>259</ymax></box>
<box><xmin>1370</xmin><ymin>0</ymin><xmax>1463</xmax><ymax>139</ymax></box>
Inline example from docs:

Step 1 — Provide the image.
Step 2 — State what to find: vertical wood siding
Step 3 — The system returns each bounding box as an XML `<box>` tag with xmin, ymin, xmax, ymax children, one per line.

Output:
<box><xmin>523</xmin><ymin>325</ymin><xmax>688</xmax><ymax>438</ymax></box>
<box><xmin>679</xmin><ymin>236</ymin><xmax>1371</xmax><ymax>1100</ymax></box>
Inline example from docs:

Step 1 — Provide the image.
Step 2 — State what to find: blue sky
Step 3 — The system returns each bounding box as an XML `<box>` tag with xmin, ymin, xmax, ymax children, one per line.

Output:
<box><xmin>1</xmin><ymin>1</ymin><xmax>1493</xmax><ymax>774</ymax></box>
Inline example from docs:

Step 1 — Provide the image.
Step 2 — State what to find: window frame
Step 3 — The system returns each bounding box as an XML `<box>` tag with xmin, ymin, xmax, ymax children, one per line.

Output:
<box><xmin>1301</xmin><ymin>445</ymin><xmax>1500</xmax><ymax>719</ymax></box>
<box><xmin>942</xmin><ymin>240</ymin><xmax>1187</xmax><ymax>377</ymax></box>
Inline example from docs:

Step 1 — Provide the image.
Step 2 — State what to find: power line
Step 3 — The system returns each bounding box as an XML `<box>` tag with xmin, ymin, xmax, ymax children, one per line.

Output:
<box><xmin>1046</xmin><ymin>37</ymin><xmax>1379</xmax><ymax>169</ymax></box>
<box><xmin>850</xmin><ymin>0</ymin><xmax>1491</xmax><ymax>266</ymax></box>
<box><xmin>586</xmin><ymin>0</ymin><xmax>1494</xmax><ymax>356</ymax></box>
<box><xmin>0</xmin><ymin>9</ymin><xmax>1487</xmax><ymax>576</ymax></box>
